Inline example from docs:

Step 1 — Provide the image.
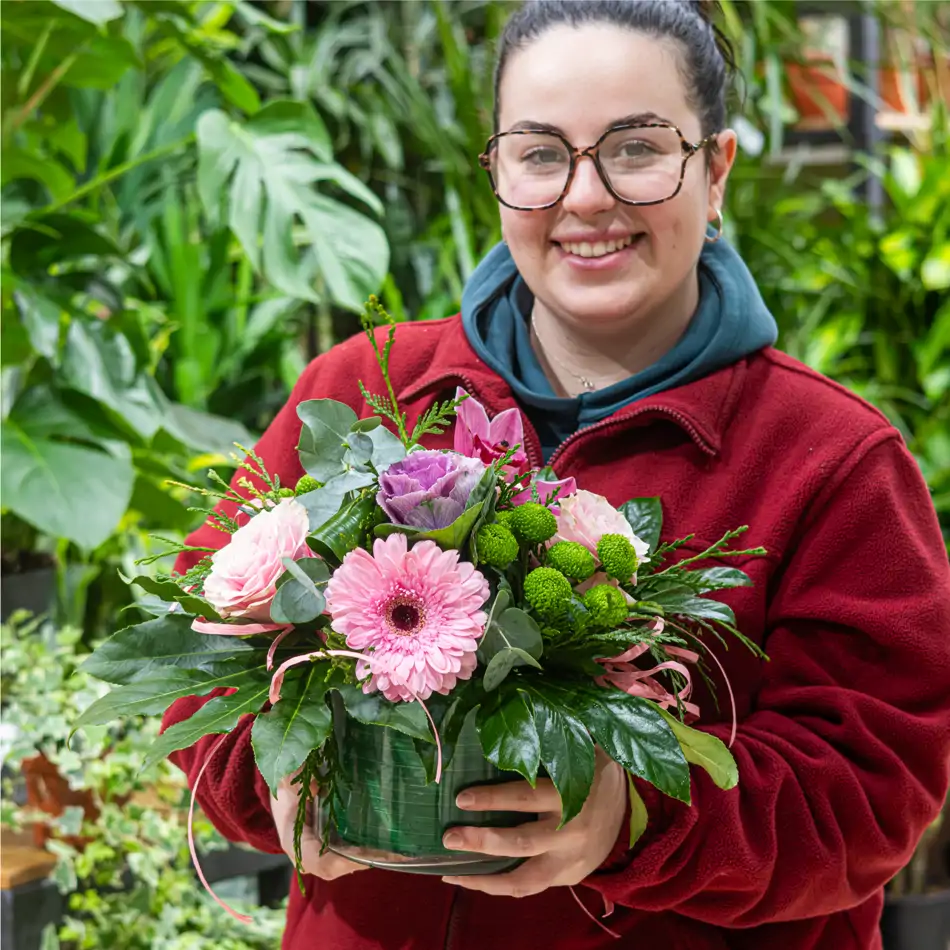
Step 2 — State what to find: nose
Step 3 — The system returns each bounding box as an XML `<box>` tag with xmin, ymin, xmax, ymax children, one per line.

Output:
<box><xmin>560</xmin><ymin>154</ymin><xmax>616</xmax><ymax>216</ymax></box>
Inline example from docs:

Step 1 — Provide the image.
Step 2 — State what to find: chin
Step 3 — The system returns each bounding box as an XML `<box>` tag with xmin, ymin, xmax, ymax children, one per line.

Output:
<box><xmin>554</xmin><ymin>288</ymin><xmax>652</xmax><ymax>329</ymax></box>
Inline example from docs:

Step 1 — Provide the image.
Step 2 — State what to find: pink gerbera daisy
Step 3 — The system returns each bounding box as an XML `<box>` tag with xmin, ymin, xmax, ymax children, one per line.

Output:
<box><xmin>324</xmin><ymin>534</ymin><xmax>490</xmax><ymax>703</ymax></box>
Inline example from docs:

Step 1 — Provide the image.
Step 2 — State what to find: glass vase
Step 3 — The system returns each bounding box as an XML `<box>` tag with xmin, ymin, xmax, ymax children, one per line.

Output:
<box><xmin>314</xmin><ymin>698</ymin><xmax>532</xmax><ymax>875</ymax></box>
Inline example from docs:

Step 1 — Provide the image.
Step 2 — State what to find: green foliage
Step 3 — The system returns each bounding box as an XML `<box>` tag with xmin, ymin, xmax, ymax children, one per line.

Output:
<box><xmin>1</xmin><ymin>614</ymin><xmax>285</xmax><ymax>950</ymax></box>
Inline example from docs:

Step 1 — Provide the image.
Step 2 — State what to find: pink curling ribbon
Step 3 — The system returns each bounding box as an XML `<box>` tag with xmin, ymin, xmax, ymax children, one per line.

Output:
<box><xmin>596</xmin><ymin>619</ymin><xmax>701</xmax><ymax>720</ymax></box>
<box><xmin>187</xmin><ymin>733</ymin><xmax>253</xmax><ymax>924</ymax></box>
<box><xmin>266</xmin><ymin>627</ymin><xmax>294</xmax><ymax>671</ymax></box>
<box><xmin>192</xmin><ymin>617</ymin><xmax>288</xmax><ymax>636</ymax></box>
<box><xmin>569</xmin><ymin>887</ymin><xmax>621</xmax><ymax>939</ymax></box>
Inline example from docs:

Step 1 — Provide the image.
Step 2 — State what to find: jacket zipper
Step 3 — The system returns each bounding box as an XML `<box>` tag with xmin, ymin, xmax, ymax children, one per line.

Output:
<box><xmin>402</xmin><ymin>374</ymin><xmax>716</xmax><ymax>469</ymax></box>
<box><xmin>443</xmin><ymin>888</ymin><xmax>460</xmax><ymax>950</ymax></box>
<box><xmin>548</xmin><ymin>406</ymin><xmax>717</xmax><ymax>469</ymax></box>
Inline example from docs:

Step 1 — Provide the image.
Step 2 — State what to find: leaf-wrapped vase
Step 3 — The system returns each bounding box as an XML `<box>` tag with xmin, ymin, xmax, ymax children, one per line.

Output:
<box><xmin>315</xmin><ymin>699</ymin><xmax>528</xmax><ymax>875</ymax></box>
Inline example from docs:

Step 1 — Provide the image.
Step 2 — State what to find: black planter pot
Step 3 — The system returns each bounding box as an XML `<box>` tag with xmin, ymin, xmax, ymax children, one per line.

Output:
<box><xmin>881</xmin><ymin>891</ymin><xmax>950</xmax><ymax>950</ymax></box>
<box><xmin>1</xmin><ymin>567</ymin><xmax>57</xmax><ymax>621</ymax></box>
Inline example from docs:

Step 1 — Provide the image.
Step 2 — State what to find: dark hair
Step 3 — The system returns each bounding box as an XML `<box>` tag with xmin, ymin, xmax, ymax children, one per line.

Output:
<box><xmin>493</xmin><ymin>0</ymin><xmax>737</xmax><ymax>138</ymax></box>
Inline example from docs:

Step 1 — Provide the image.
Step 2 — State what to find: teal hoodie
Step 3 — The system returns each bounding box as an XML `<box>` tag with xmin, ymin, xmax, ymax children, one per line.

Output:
<box><xmin>460</xmin><ymin>239</ymin><xmax>778</xmax><ymax>461</ymax></box>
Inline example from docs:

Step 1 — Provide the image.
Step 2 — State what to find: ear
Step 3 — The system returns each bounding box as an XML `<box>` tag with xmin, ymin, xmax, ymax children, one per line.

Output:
<box><xmin>707</xmin><ymin>129</ymin><xmax>737</xmax><ymax>222</ymax></box>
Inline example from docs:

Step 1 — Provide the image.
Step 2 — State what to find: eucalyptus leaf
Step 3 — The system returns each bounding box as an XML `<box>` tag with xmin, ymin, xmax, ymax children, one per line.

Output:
<box><xmin>81</xmin><ymin>614</ymin><xmax>253</xmax><ymax>685</ymax></box>
<box><xmin>270</xmin><ymin>577</ymin><xmax>325</xmax><ymax>625</ymax></box>
<box><xmin>295</xmin><ymin>485</ymin><xmax>346</xmax><ymax>532</ymax></box>
<box><xmin>478</xmin><ymin>605</ymin><xmax>542</xmax><ymax>664</ymax></box>
<box><xmin>350</xmin><ymin>416</ymin><xmax>382</xmax><ymax>433</ymax></box>
<box><xmin>334</xmin><ymin>684</ymin><xmax>434</xmax><ymax>742</ymax></box>
<box><xmin>620</xmin><ymin>498</ymin><xmax>663</xmax><ymax>553</ymax></box>
<box><xmin>252</xmin><ymin>665</ymin><xmax>332</xmax><ymax>794</ymax></box>
<box><xmin>367</xmin><ymin>423</ymin><xmax>407</xmax><ymax>471</ymax></box>
<box><xmin>482</xmin><ymin>648</ymin><xmax>542</xmax><ymax>692</ymax></box>
<box><xmin>296</xmin><ymin>399</ymin><xmax>358</xmax><ymax>481</ymax></box>
<box><xmin>323</xmin><ymin>469</ymin><xmax>376</xmax><ymax>493</ymax></box>
<box><xmin>346</xmin><ymin>431</ymin><xmax>374</xmax><ymax>464</ymax></box>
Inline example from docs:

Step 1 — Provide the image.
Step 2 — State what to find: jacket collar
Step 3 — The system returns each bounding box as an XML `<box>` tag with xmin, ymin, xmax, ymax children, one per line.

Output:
<box><xmin>399</xmin><ymin>316</ymin><xmax>750</xmax><ymax>461</ymax></box>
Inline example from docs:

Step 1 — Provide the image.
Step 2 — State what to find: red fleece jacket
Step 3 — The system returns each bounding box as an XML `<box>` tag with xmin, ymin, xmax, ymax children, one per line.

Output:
<box><xmin>164</xmin><ymin>316</ymin><xmax>950</xmax><ymax>950</ymax></box>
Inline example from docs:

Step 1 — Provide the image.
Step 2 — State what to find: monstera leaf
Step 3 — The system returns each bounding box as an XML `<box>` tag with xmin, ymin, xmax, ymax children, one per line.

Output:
<box><xmin>196</xmin><ymin>100</ymin><xmax>389</xmax><ymax>310</ymax></box>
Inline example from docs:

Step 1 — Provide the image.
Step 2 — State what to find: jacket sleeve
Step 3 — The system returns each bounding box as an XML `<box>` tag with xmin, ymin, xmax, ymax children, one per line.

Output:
<box><xmin>161</xmin><ymin>360</ymin><xmax>323</xmax><ymax>855</ymax></box>
<box><xmin>586</xmin><ymin>429</ymin><xmax>950</xmax><ymax>925</ymax></box>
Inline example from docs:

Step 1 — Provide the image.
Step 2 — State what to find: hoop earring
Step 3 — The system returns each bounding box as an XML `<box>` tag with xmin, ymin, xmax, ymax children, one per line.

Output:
<box><xmin>705</xmin><ymin>208</ymin><xmax>724</xmax><ymax>244</ymax></box>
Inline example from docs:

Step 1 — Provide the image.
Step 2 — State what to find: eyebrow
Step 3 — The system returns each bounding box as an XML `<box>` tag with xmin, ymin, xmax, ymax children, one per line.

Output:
<box><xmin>505</xmin><ymin>111</ymin><xmax>673</xmax><ymax>135</ymax></box>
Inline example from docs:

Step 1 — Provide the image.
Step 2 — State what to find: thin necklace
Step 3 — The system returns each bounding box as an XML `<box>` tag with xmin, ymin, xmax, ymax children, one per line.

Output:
<box><xmin>530</xmin><ymin>312</ymin><xmax>599</xmax><ymax>392</ymax></box>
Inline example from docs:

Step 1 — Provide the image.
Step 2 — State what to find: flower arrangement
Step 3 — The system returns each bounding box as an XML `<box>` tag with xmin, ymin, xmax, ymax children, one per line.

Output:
<box><xmin>76</xmin><ymin>299</ymin><xmax>766</xmax><ymax>918</ymax></box>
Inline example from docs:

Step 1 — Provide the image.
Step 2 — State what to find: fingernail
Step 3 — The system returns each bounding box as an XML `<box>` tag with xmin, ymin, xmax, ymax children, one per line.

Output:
<box><xmin>456</xmin><ymin>791</ymin><xmax>475</xmax><ymax>808</ymax></box>
<box><xmin>443</xmin><ymin>831</ymin><xmax>463</xmax><ymax>849</ymax></box>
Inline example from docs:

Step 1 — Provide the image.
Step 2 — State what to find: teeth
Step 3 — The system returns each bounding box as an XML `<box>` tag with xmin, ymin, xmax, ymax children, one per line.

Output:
<box><xmin>561</xmin><ymin>235</ymin><xmax>636</xmax><ymax>258</ymax></box>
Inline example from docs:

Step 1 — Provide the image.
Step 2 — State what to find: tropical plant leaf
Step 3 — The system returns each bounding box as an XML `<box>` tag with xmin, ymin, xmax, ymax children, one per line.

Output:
<box><xmin>142</xmin><ymin>680</ymin><xmax>272</xmax><ymax>772</ymax></box>
<box><xmin>252</xmin><ymin>665</ymin><xmax>333</xmax><ymax>794</ymax></box>
<box><xmin>683</xmin><ymin>566</ymin><xmax>753</xmax><ymax>594</ymax></box>
<box><xmin>475</xmin><ymin>687</ymin><xmax>540</xmax><ymax>785</ymax></box>
<box><xmin>333</xmin><ymin>684</ymin><xmax>434</xmax><ymax>743</ymax></box>
<box><xmin>195</xmin><ymin>101</ymin><xmax>388</xmax><ymax>309</ymax></box>
<box><xmin>1</xmin><ymin>421</ymin><xmax>134</xmax><ymax>550</ymax></box>
<box><xmin>413</xmin><ymin>680</ymin><xmax>483</xmax><ymax>783</ymax></box>
<box><xmin>620</xmin><ymin>498</ymin><xmax>663</xmax><ymax>553</ymax></box>
<box><xmin>81</xmin><ymin>613</ymin><xmax>253</xmax><ymax>685</ymax></box>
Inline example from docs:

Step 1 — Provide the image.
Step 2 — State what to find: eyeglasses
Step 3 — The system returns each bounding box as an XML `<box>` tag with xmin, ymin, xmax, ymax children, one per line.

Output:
<box><xmin>478</xmin><ymin>123</ymin><xmax>718</xmax><ymax>211</ymax></box>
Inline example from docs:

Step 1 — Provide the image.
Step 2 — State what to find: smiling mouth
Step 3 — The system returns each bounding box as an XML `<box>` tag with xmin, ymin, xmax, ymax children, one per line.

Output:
<box><xmin>555</xmin><ymin>234</ymin><xmax>642</xmax><ymax>259</ymax></box>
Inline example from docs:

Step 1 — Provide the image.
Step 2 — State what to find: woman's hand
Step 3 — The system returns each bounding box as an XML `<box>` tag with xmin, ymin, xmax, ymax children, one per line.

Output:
<box><xmin>271</xmin><ymin>774</ymin><xmax>367</xmax><ymax>881</ymax></box>
<box><xmin>441</xmin><ymin>748</ymin><xmax>627</xmax><ymax>898</ymax></box>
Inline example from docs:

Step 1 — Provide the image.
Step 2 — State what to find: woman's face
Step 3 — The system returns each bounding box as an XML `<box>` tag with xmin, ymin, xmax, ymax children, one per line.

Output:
<box><xmin>495</xmin><ymin>24</ymin><xmax>736</xmax><ymax>334</ymax></box>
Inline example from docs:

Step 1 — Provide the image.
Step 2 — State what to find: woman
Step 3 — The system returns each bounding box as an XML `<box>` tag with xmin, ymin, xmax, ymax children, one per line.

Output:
<box><xmin>165</xmin><ymin>2</ymin><xmax>950</xmax><ymax>948</ymax></box>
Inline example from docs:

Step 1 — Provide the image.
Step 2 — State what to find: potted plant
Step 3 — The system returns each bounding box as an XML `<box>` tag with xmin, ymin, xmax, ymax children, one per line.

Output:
<box><xmin>786</xmin><ymin>14</ymin><xmax>850</xmax><ymax>126</ymax></box>
<box><xmin>881</xmin><ymin>797</ymin><xmax>950</xmax><ymax>950</ymax></box>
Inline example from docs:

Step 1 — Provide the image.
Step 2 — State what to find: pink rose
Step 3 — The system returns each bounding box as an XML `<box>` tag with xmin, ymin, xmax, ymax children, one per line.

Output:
<box><xmin>552</xmin><ymin>490</ymin><xmax>650</xmax><ymax>561</ymax></box>
<box><xmin>202</xmin><ymin>497</ymin><xmax>314</xmax><ymax>622</ymax></box>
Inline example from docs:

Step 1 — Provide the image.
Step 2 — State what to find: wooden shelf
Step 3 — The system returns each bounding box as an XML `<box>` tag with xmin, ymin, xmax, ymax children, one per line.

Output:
<box><xmin>0</xmin><ymin>846</ymin><xmax>56</xmax><ymax>890</ymax></box>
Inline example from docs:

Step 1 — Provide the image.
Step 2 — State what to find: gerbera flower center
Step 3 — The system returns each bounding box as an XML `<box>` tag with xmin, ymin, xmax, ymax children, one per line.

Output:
<box><xmin>386</xmin><ymin>594</ymin><xmax>426</xmax><ymax>636</ymax></box>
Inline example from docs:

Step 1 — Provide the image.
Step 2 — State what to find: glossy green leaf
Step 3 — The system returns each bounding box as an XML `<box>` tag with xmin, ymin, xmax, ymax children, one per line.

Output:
<box><xmin>310</xmin><ymin>493</ymin><xmax>377</xmax><ymax>561</ymax></box>
<box><xmin>81</xmin><ymin>613</ymin><xmax>253</xmax><ymax>685</ymax></box>
<box><xmin>75</xmin><ymin>663</ymin><xmax>260</xmax><ymax>729</ymax></box>
<box><xmin>334</xmin><ymin>684</ymin><xmax>434</xmax><ymax>742</ymax></box>
<box><xmin>252</xmin><ymin>665</ymin><xmax>333</xmax><ymax>794</ymax></box>
<box><xmin>122</xmin><ymin>573</ymin><xmax>220</xmax><ymax>620</ymax></box>
<box><xmin>475</xmin><ymin>687</ymin><xmax>540</xmax><ymax>785</ymax></box>
<box><xmin>654</xmin><ymin>707</ymin><xmax>738</xmax><ymax>790</ymax></box>
<box><xmin>374</xmin><ymin>502</ymin><xmax>483</xmax><ymax>552</ymax></box>
<box><xmin>686</xmin><ymin>566</ymin><xmax>753</xmax><ymax>593</ymax></box>
<box><xmin>142</xmin><ymin>679</ymin><xmax>272</xmax><ymax>772</ymax></box>
<box><xmin>528</xmin><ymin>691</ymin><xmax>595</xmax><ymax>826</ymax></box>
<box><xmin>573</xmin><ymin>686</ymin><xmax>690</xmax><ymax>803</ymax></box>
<box><xmin>619</xmin><ymin>498</ymin><xmax>663</xmax><ymax>553</ymax></box>
<box><xmin>296</xmin><ymin>399</ymin><xmax>358</xmax><ymax>481</ymax></box>
<box><xmin>414</xmin><ymin>681</ymin><xmax>482</xmax><ymax>783</ymax></box>
<box><xmin>1</xmin><ymin>421</ymin><xmax>134</xmax><ymax>549</ymax></box>
<box><xmin>626</xmin><ymin>773</ymin><xmax>649</xmax><ymax>847</ymax></box>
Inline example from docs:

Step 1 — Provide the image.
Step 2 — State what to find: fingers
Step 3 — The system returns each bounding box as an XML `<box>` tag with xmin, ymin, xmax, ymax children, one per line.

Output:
<box><xmin>443</xmin><ymin>817</ymin><xmax>561</xmax><ymax>858</ymax></box>
<box><xmin>298</xmin><ymin>837</ymin><xmax>368</xmax><ymax>881</ymax></box>
<box><xmin>455</xmin><ymin>779</ymin><xmax>561</xmax><ymax>815</ymax></box>
<box><xmin>443</xmin><ymin>855</ymin><xmax>559</xmax><ymax>898</ymax></box>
